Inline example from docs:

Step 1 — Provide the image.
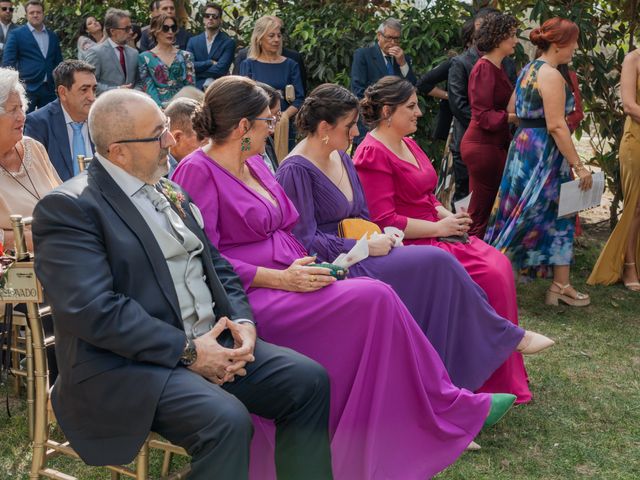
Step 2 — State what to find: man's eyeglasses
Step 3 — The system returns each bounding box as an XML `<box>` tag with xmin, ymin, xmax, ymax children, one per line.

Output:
<box><xmin>380</xmin><ymin>33</ymin><xmax>401</xmax><ymax>42</ymax></box>
<box><xmin>113</xmin><ymin>123</ymin><xmax>173</xmax><ymax>149</ymax></box>
<box><xmin>1</xmin><ymin>6</ymin><xmax>14</xmax><ymax>12</ymax></box>
<box><xmin>161</xmin><ymin>23</ymin><xmax>178</xmax><ymax>33</ymax></box>
<box><xmin>204</xmin><ymin>13</ymin><xmax>220</xmax><ymax>20</ymax></box>
<box><xmin>112</xmin><ymin>25</ymin><xmax>133</xmax><ymax>33</ymax></box>
<box><xmin>255</xmin><ymin>116</ymin><xmax>277</xmax><ymax>129</ymax></box>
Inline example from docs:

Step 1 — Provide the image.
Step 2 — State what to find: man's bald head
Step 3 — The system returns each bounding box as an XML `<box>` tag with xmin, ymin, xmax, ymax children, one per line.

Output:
<box><xmin>89</xmin><ymin>89</ymin><xmax>159</xmax><ymax>156</ymax></box>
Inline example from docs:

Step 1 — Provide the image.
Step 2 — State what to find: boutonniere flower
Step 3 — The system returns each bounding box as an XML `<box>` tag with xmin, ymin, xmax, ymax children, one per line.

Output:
<box><xmin>161</xmin><ymin>183</ymin><xmax>187</xmax><ymax>218</ymax></box>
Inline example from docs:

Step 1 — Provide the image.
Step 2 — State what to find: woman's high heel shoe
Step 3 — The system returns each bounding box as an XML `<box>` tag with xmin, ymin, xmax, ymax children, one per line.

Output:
<box><xmin>483</xmin><ymin>393</ymin><xmax>516</xmax><ymax>428</ymax></box>
<box><xmin>623</xmin><ymin>262</ymin><xmax>640</xmax><ymax>292</ymax></box>
<box><xmin>545</xmin><ymin>281</ymin><xmax>590</xmax><ymax>307</ymax></box>
<box><xmin>517</xmin><ymin>331</ymin><xmax>555</xmax><ymax>355</ymax></box>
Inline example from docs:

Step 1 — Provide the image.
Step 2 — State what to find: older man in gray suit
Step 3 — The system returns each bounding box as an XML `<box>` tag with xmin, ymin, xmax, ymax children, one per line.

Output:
<box><xmin>85</xmin><ymin>8</ymin><xmax>139</xmax><ymax>94</ymax></box>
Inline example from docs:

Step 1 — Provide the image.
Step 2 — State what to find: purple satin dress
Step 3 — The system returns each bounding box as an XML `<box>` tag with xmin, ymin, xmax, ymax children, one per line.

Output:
<box><xmin>276</xmin><ymin>152</ymin><xmax>525</xmax><ymax>391</ymax></box>
<box><xmin>172</xmin><ymin>150</ymin><xmax>491</xmax><ymax>480</ymax></box>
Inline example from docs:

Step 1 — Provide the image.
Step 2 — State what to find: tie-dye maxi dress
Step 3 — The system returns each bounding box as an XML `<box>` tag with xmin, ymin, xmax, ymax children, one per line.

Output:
<box><xmin>485</xmin><ymin>59</ymin><xmax>577</xmax><ymax>273</ymax></box>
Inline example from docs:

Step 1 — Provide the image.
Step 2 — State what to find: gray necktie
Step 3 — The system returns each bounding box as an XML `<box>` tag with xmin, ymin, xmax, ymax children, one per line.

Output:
<box><xmin>142</xmin><ymin>184</ymin><xmax>185</xmax><ymax>242</ymax></box>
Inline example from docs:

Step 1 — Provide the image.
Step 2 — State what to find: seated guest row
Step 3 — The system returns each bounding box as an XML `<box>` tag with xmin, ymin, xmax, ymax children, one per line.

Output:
<box><xmin>20</xmin><ymin>83</ymin><xmax>524</xmax><ymax>479</ymax></box>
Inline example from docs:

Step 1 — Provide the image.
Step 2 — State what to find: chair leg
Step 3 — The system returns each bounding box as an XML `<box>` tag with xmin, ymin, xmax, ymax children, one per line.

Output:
<box><xmin>161</xmin><ymin>451</ymin><xmax>173</xmax><ymax>477</ymax></box>
<box><xmin>111</xmin><ymin>471</ymin><xmax>120</xmax><ymax>480</ymax></box>
<box><xmin>136</xmin><ymin>439</ymin><xmax>150</xmax><ymax>480</ymax></box>
<box><xmin>10</xmin><ymin>325</ymin><xmax>21</xmax><ymax>396</ymax></box>
<box><xmin>25</xmin><ymin>324</ymin><xmax>35</xmax><ymax>440</ymax></box>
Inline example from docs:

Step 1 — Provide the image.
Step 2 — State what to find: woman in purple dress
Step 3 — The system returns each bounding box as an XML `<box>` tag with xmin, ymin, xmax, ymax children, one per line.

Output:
<box><xmin>172</xmin><ymin>76</ymin><xmax>516</xmax><ymax>480</ymax></box>
<box><xmin>277</xmin><ymin>83</ymin><xmax>553</xmax><ymax>393</ymax></box>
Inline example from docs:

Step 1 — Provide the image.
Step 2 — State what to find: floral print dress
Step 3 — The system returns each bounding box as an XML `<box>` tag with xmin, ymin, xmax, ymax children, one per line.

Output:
<box><xmin>484</xmin><ymin>60</ymin><xmax>576</xmax><ymax>272</ymax></box>
<box><xmin>138</xmin><ymin>50</ymin><xmax>195</xmax><ymax>107</ymax></box>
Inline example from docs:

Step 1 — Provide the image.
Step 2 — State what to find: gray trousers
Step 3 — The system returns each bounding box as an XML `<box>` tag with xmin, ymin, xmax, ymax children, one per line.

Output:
<box><xmin>152</xmin><ymin>336</ymin><xmax>333</xmax><ymax>480</ymax></box>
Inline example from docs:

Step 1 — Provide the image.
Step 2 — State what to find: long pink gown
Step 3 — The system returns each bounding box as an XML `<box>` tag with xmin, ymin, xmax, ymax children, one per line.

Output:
<box><xmin>354</xmin><ymin>134</ymin><xmax>532</xmax><ymax>404</ymax></box>
<box><xmin>172</xmin><ymin>150</ymin><xmax>492</xmax><ymax>480</ymax></box>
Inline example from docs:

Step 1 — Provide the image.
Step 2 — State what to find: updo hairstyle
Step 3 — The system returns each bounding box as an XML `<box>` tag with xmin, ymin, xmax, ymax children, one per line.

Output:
<box><xmin>192</xmin><ymin>76</ymin><xmax>269</xmax><ymax>143</ymax></box>
<box><xmin>360</xmin><ymin>76</ymin><xmax>415</xmax><ymax>128</ymax></box>
<box><xmin>296</xmin><ymin>84</ymin><xmax>359</xmax><ymax>136</ymax></box>
<box><xmin>474</xmin><ymin>13</ymin><xmax>518</xmax><ymax>53</ymax></box>
<box><xmin>529</xmin><ymin>17</ymin><xmax>579</xmax><ymax>53</ymax></box>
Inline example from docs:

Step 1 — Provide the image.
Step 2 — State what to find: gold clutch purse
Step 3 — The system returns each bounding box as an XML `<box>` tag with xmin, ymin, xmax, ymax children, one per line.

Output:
<box><xmin>337</xmin><ymin>218</ymin><xmax>381</xmax><ymax>240</ymax></box>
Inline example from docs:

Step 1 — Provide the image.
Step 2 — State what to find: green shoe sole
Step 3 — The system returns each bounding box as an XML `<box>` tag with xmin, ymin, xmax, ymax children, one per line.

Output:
<box><xmin>484</xmin><ymin>393</ymin><xmax>517</xmax><ymax>427</ymax></box>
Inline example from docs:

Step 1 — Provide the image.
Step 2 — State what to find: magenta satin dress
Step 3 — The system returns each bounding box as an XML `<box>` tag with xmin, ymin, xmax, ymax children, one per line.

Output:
<box><xmin>354</xmin><ymin>134</ymin><xmax>532</xmax><ymax>404</ymax></box>
<box><xmin>172</xmin><ymin>150</ymin><xmax>491</xmax><ymax>480</ymax></box>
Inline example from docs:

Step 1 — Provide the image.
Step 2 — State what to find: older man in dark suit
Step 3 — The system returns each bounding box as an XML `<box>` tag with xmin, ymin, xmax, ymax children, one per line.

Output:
<box><xmin>2</xmin><ymin>0</ymin><xmax>62</xmax><ymax>111</ymax></box>
<box><xmin>186</xmin><ymin>3</ymin><xmax>235</xmax><ymax>90</ymax></box>
<box><xmin>350</xmin><ymin>18</ymin><xmax>417</xmax><ymax>100</ymax></box>
<box><xmin>32</xmin><ymin>89</ymin><xmax>333</xmax><ymax>480</ymax></box>
<box><xmin>25</xmin><ymin>60</ymin><xmax>97</xmax><ymax>180</ymax></box>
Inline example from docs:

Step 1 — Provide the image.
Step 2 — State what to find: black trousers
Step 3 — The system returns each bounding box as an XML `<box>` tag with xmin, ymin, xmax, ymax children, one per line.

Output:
<box><xmin>451</xmin><ymin>148</ymin><xmax>470</xmax><ymax>206</ymax></box>
<box><xmin>26</xmin><ymin>81</ymin><xmax>56</xmax><ymax>113</ymax></box>
<box><xmin>151</xmin><ymin>335</ymin><xmax>333</xmax><ymax>480</ymax></box>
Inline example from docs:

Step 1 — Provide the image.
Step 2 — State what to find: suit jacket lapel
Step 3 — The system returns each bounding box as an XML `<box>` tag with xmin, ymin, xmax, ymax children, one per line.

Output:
<box><xmin>89</xmin><ymin>161</ymin><xmax>183</xmax><ymax>322</ymax></box>
<box><xmin>157</xmin><ymin>178</ymin><xmax>234</xmax><ymax>318</ymax></box>
<box><xmin>208</xmin><ymin>33</ymin><xmax>223</xmax><ymax>60</ymax></box>
<box><xmin>372</xmin><ymin>46</ymin><xmax>388</xmax><ymax>78</ymax></box>
<box><xmin>50</xmin><ymin>101</ymin><xmax>74</xmax><ymax>178</ymax></box>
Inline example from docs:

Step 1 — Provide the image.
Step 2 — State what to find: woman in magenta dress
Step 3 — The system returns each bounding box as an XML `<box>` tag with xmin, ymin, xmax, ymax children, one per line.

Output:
<box><xmin>460</xmin><ymin>13</ymin><xmax>518</xmax><ymax>237</ymax></box>
<box><xmin>172</xmin><ymin>76</ymin><xmax>515</xmax><ymax>480</ymax></box>
<box><xmin>277</xmin><ymin>83</ymin><xmax>553</xmax><ymax>393</ymax></box>
<box><xmin>354</xmin><ymin>76</ymin><xmax>532</xmax><ymax>404</ymax></box>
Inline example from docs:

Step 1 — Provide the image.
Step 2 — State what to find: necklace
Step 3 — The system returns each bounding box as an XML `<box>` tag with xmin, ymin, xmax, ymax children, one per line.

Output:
<box><xmin>0</xmin><ymin>145</ymin><xmax>41</xmax><ymax>201</ymax></box>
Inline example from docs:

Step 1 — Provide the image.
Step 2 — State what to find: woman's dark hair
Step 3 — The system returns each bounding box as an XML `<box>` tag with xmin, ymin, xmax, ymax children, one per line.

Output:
<box><xmin>530</xmin><ymin>17</ymin><xmax>579</xmax><ymax>52</ymax></box>
<box><xmin>474</xmin><ymin>13</ymin><xmax>518</xmax><ymax>53</ymax></box>
<box><xmin>296</xmin><ymin>84</ymin><xmax>359</xmax><ymax>135</ymax></box>
<box><xmin>193</xmin><ymin>76</ymin><xmax>269</xmax><ymax>142</ymax></box>
<box><xmin>460</xmin><ymin>18</ymin><xmax>475</xmax><ymax>49</ymax></box>
<box><xmin>360</xmin><ymin>76</ymin><xmax>415</xmax><ymax>128</ymax></box>
<box><xmin>76</xmin><ymin>16</ymin><xmax>101</xmax><ymax>43</ymax></box>
<box><xmin>255</xmin><ymin>81</ymin><xmax>282</xmax><ymax>110</ymax></box>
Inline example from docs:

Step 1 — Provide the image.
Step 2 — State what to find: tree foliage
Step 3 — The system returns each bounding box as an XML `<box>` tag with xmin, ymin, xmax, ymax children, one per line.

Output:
<box><xmin>41</xmin><ymin>0</ymin><xmax>638</xmax><ymax>227</ymax></box>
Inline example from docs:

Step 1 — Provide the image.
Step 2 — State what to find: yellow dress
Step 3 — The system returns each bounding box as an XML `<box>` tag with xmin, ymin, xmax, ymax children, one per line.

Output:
<box><xmin>588</xmin><ymin>76</ymin><xmax>640</xmax><ymax>284</ymax></box>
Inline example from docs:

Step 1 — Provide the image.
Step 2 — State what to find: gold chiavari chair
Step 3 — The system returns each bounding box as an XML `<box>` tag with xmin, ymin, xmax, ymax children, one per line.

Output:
<box><xmin>76</xmin><ymin>155</ymin><xmax>92</xmax><ymax>173</ymax></box>
<box><xmin>4</xmin><ymin>215</ymin><xmax>189</xmax><ymax>479</ymax></box>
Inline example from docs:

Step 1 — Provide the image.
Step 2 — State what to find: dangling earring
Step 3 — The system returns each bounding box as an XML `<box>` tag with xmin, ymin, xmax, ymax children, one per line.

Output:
<box><xmin>386</xmin><ymin>117</ymin><xmax>392</xmax><ymax>128</ymax></box>
<box><xmin>322</xmin><ymin>135</ymin><xmax>329</xmax><ymax>145</ymax></box>
<box><xmin>241</xmin><ymin>137</ymin><xmax>251</xmax><ymax>152</ymax></box>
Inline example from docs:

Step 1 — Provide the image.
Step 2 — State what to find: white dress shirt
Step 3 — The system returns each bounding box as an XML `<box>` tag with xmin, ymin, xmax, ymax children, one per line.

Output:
<box><xmin>61</xmin><ymin>104</ymin><xmax>93</xmax><ymax>161</ymax></box>
<box><xmin>206</xmin><ymin>31</ymin><xmax>218</xmax><ymax>55</ymax></box>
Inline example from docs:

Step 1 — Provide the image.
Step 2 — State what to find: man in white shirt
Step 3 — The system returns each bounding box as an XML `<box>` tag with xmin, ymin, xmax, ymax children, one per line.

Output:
<box><xmin>1</xmin><ymin>1</ymin><xmax>63</xmax><ymax>111</ymax></box>
<box><xmin>0</xmin><ymin>0</ymin><xmax>17</xmax><ymax>64</ymax></box>
<box><xmin>25</xmin><ymin>60</ymin><xmax>97</xmax><ymax>180</ymax></box>
<box><xmin>85</xmin><ymin>8</ymin><xmax>139</xmax><ymax>94</ymax></box>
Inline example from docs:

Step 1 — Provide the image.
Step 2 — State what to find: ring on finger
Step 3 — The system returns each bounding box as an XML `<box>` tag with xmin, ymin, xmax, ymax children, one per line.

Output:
<box><xmin>310</xmin><ymin>275</ymin><xmax>316</xmax><ymax>282</ymax></box>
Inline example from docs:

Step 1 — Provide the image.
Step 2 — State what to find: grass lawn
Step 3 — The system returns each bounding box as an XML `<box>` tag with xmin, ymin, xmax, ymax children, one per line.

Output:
<box><xmin>1</xmin><ymin>225</ymin><xmax>639</xmax><ymax>479</ymax></box>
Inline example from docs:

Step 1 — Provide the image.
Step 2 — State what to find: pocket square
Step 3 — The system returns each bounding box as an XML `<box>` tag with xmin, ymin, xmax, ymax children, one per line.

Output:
<box><xmin>189</xmin><ymin>203</ymin><xmax>205</xmax><ymax>229</ymax></box>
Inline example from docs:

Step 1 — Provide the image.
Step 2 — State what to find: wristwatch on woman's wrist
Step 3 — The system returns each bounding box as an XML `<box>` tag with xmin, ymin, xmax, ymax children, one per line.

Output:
<box><xmin>179</xmin><ymin>338</ymin><xmax>197</xmax><ymax>367</ymax></box>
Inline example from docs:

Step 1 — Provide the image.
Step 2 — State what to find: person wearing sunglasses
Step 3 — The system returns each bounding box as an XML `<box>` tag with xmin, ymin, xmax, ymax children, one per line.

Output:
<box><xmin>138</xmin><ymin>13</ymin><xmax>195</xmax><ymax>108</ymax></box>
<box><xmin>0</xmin><ymin>1</ymin><xmax>17</xmax><ymax>64</ymax></box>
<box><xmin>139</xmin><ymin>0</ymin><xmax>191</xmax><ymax>52</ymax></box>
<box><xmin>186</xmin><ymin>3</ymin><xmax>235</xmax><ymax>90</ymax></box>
<box><xmin>85</xmin><ymin>8</ymin><xmax>140</xmax><ymax>94</ymax></box>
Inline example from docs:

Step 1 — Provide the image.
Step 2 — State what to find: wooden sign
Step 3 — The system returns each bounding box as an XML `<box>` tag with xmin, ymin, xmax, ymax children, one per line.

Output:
<box><xmin>0</xmin><ymin>262</ymin><xmax>43</xmax><ymax>303</ymax></box>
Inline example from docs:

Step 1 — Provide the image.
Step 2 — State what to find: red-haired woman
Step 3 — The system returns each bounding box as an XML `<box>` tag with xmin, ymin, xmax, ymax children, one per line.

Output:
<box><xmin>485</xmin><ymin>17</ymin><xmax>593</xmax><ymax>306</ymax></box>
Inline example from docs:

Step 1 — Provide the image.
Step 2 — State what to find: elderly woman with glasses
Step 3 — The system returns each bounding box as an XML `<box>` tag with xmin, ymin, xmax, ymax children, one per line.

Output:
<box><xmin>0</xmin><ymin>68</ymin><xmax>61</xmax><ymax>252</ymax></box>
<box><xmin>137</xmin><ymin>13</ymin><xmax>195</xmax><ymax>107</ymax></box>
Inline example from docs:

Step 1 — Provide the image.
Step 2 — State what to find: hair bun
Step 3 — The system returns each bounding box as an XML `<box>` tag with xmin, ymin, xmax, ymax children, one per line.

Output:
<box><xmin>192</xmin><ymin>104</ymin><xmax>217</xmax><ymax>139</ymax></box>
<box><xmin>529</xmin><ymin>27</ymin><xmax>549</xmax><ymax>49</ymax></box>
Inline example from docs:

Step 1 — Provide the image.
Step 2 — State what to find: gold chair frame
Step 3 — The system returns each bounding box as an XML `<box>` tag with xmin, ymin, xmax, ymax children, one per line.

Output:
<box><xmin>4</xmin><ymin>215</ymin><xmax>189</xmax><ymax>479</ymax></box>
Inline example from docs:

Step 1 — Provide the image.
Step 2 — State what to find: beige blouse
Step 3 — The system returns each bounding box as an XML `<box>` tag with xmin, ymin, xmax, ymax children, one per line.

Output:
<box><xmin>0</xmin><ymin>136</ymin><xmax>62</xmax><ymax>232</ymax></box>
